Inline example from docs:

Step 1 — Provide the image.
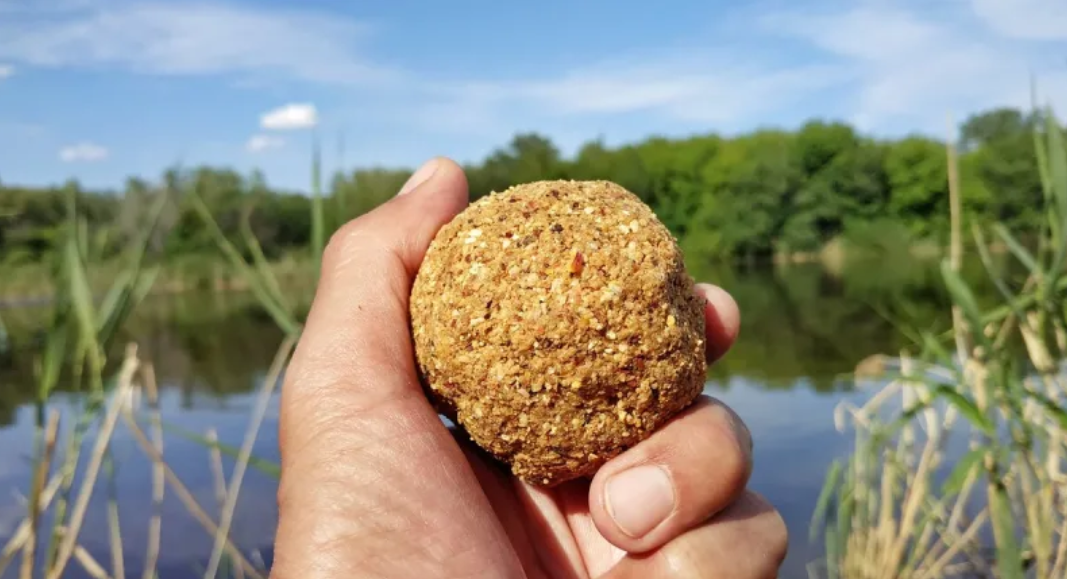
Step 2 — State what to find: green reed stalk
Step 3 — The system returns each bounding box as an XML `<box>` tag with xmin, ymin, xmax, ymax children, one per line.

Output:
<box><xmin>310</xmin><ymin>132</ymin><xmax>325</xmax><ymax>267</ymax></box>
<box><xmin>811</xmin><ymin>100</ymin><xmax>1067</xmax><ymax>578</ymax></box>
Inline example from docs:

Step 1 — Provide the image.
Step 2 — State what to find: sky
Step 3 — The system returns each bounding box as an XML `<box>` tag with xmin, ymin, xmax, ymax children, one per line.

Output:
<box><xmin>1</xmin><ymin>0</ymin><xmax>1067</xmax><ymax>192</ymax></box>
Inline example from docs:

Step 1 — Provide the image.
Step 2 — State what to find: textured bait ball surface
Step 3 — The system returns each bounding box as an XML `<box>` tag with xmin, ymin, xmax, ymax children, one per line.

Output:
<box><xmin>410</xmin><ymin>180</ymin><xmax>706</xmax><ymax>486</ymax></box>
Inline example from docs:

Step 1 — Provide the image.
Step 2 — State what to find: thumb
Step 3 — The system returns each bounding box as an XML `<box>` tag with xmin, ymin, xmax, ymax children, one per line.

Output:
<box><xmin>272</xmin><ymin>158</ymin><xmax>524</xmax><ymax>578</ymax></box>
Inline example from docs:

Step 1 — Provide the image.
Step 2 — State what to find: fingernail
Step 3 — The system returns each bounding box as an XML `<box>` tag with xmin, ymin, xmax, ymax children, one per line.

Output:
<box><xmin>605</xmin><ymin>465</ymin><xmax>675</xmax><ymax>538</ymax></box>
<box><xmin>398</xmin><ymin>158</ymin><xmax>440</xmax><ymax>196</ymax></box>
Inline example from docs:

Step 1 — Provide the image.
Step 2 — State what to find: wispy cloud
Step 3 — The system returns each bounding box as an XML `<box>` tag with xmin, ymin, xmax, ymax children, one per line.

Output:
<box><xmin>411</xmin><ymin>1</ymin><xmax>1067</xmax><ymax>139</ymax></box>
<box><xmin>260</xmin><ymin>103</ymin><xmax>318</xmax><ymax>130</ymax></box>
<box><xmin>59</xmin><ymin>141</ymin><xmax>108</xmax><ymax>162</ymax></box>
<box><xmin>246</xmin><ymin>134</ymin><xmax>284</xmax><ymax>152</ymax></box>
<box><xmin>0</xmin><ymin>1</ymin><xmax>399</xmax><ymax>85</ymax></box>
<box><xmin>760</xmin><ymin>1</ymin><xmax>1067</xmax><ymax>134</ymax></box>
<box><xmin>4</xmin><ymin>0</ymin><xmax>1067</xmax><ymax>189</ymax></box>
<box><xmin>970</xmin><ymin>0</ymin><xmax>1067</xmax><ymax>41</ymax></box>
<box><xmin>0</xmin><ymin>64</ymin><xmax>12</xmax><ymax>79</ymax></box>
<box><xmin>406</xmin><ymin>55</ymin><xmax>846</xmax><ymax>142</ymax></box>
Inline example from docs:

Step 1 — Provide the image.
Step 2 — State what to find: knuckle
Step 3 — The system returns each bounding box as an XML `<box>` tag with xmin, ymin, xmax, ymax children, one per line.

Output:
<box><xmin>322</xmin><ymin>215</ymin><xmax>376</xmax><ymax>269</ymax></box>
<box><xmin>745</xmin><ymin>490</ymin><xmax>790</xmax><ymax>568</ymax></box>
<box><xmin>766</xmin><ymin>510</ymin><xmax>789</xmax><ymax>563</ymax></box>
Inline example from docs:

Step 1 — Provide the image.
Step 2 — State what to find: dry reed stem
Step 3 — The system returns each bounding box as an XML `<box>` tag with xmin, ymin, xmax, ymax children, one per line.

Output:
<box><xmin>46</xmin><ymin>346</ymin><xmax>139</xmax><ymax>579</ymax></box>
<box><xmin>206</xmin><ymin>429</ymin><xmax>226</xmax><ymax>509</ymax></box>
<box><xmin>106</xmin><ymin>460</ymin><xmax>124</xmax><ymax>579</ymax></box>
<box><xmin>945</xmin><ymin>115</ymin><xmax>972</xmax><ymax>367</ymax></box>
<box><xmin>21</xmin><ymin>409</ymin><xmax>60</xmax><ymax>579</ymax></box>
<box><xmin>1052</xmin><ymin>511</ymin><xmax>1067</xmax><ymax>577</ymax></box>
<box><xmin>202</xmin><ymin>335</ymin><xmax>295</xmax><ymax>579</ymax></box>
<box><xmin>835</xmin><ymin>354</ymin><xmax>1000</xmax><ymax>579</ymax></box>
<box><xmin>120</xmin><ymin>411</ymin><xmax>265</xmax><ymax>579</ymax></box>
<box><xmin>141</xmin><ymin>361</ymin><xmax>164</xmax><ymax>579</ymax></box>
<box><xmin>918</xmin><ymin>503</ymin><xmax>987</xmax><ymax>577</ymax></box>
<box><xmin>206</xmin><ymin>428</ymin><xmax>244</xmax><ymax>579</ymax></box>
<box><xmin>0</xmin><ymin>474</ymin><xmax>64</xmax><ymax>575</ymax></box>
<box><xmin>54</xmin><ymin>527</ymin><xmax>112</xmax><ymax>579</ymax></box>
<box><xmin>73</xmin><ymin>544</ymin><xmax>112</xmax><ymax>579</ymax></box>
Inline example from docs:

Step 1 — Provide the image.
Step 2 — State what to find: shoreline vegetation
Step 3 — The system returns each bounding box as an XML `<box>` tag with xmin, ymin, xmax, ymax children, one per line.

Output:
<box><xmin>810</xmin><ymin>102</ymin><xmax>1067</xmax><ymax>577</ymax></box>
<box><xmin>0</xmin><ymin>106</ymin><xmax>1050</xmax><ymax>293</ymax></box>
<box><xmin>0</xmin><ymin>96</ymin><xmax>1065</xmax><ymax>578</ymax></box>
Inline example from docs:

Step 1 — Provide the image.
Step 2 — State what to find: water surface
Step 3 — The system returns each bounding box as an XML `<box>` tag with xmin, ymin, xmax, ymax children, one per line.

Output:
<box><xmin>0</xmin><ymin>257</ymin><xmax>966</xmax><ymax>578</ymax></box>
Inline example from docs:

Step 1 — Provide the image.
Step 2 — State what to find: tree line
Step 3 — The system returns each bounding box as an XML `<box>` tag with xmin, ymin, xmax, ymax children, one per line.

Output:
<box><xmin>0</xmin><ymin>106</ymin><xmax>1050</xmax><ymax>266</ymax></box>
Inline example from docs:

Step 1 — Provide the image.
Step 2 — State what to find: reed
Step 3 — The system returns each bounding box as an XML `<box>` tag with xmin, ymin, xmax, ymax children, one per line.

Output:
<box><xmin>809</xmin><ymin>101</ymin><xmax>1067</xmax><ymax>577</ymax></box>
<box><xmin>0</xmin><ymin>162</ymin><xmax>297</xmax><ymax>578</ymax></box>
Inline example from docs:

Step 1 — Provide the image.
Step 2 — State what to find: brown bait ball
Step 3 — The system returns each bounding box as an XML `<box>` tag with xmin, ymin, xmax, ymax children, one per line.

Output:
<box><xmin>409</xmin><ymin>180</ymin><xmax>706</xmax><ymax>486</ymax></box>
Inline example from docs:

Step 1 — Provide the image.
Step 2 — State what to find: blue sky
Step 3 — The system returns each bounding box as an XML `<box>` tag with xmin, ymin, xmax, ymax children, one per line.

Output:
<box><xmin>1</xmin><ymin>0</ymin><xmax>1066</xmax><ymax>192</ymax></box>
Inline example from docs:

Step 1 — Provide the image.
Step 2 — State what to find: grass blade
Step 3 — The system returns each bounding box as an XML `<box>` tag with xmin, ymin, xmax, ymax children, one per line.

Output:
<box><xmin>66</xmin><ymin>223</ymin><xmax>98</xmax><ymax>358</ymax></box>
<box><xmin>991</xmin><ymin>481</ymin><xmax>1025</xmax><ymax>579</ymax></box>
<box><xmin>239</xmin><ymin>205</ymin><xmax>289</xmax><ymax>315</ymax></box>
<box><xmin>1045</xmin><ymin>107</ymin><xmax>1067</xmax><ymax>228</ymax></box>
<box><xmin>0</xmin><ymin>311</ymin><xmax>8</xmax><ymax>357</ymax></box>
<box><xmin>310</xmin><ymin>132</ymin><xmax>324</xmax><ymax>263</ymax></box>
<box><xmin>1044</xmin><ymin>107</ymin><xmax>1067</xmax><ymax>283</ymax></box>
<box><xmin>37</xmin><ymin>325</ymin><xmax>69</xmax><ymax>402</ymax></box>
<box><xmin>939</xmin><ymin>259</ymin><xmax>991</xmax><ymax>351</ymax></box>
<box><xmin>993</xmin><ymin>224</ymin><xmax>1042</xmax><ymax>277</ymax></box>
<box><xmin>810</xmin><ymin>459</ymin><xmax>842</xmax><ymax>543</ymax></box>
<box><xmin>186</xmin><ymin>185</ymin><xmax>299</xmax><ymax>336</ymax></box>
<box><xmin>156</xmin><ymin>421</ymin><xmax>280</xmax><ymax>479</ymax></box>
<box><xmin>1029</xmin><ymin>391</ymin><xmax>1067</xmax><ymax>430</ymax></box>
<box><xmin>940</xmin><ymin>447</ymin><xmax>983</xmax><ymax>495</ymax></box>
<box><xmin>932</xmin><ymin>385</ymin><xmax>994</xmax><ymax>434</ymax></box>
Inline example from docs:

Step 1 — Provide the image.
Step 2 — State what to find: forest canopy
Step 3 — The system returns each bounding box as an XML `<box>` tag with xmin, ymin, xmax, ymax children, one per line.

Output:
<box><xmin>0</xmin><ymin>106</ymin><xmax>1051</xmax><ymax>266</ymax></box>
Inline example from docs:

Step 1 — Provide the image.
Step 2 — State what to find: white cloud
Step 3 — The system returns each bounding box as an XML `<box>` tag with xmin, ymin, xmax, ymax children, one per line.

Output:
<box><xmin>760</xmin><ymin>2</ymin><xmax>1067</xmax><ymax>135</ymax></box>
<box><xmin>260</xmin><ymin>103</ymin><xmax>318</xmax><ymax>130</ymax></box>
<box><xmin>59</xmin><ymin>142</ymin><xmax>108</xmax><ymax>162</ymax></box>
<box><xmin>0</xmin><ymin>64</ymin><xmax>12</xmax><ymax>79</ymax></box>
<box><xmin>412</xmin><ymin>56</ymin><xmax>845</xmax><ymax>140</ymax></box>
<box><xmin>971</xmin><ymin>0</ymin><xmax>1067</xmax><ymax>40</ymax></box>
<box><xmin>518</xmin><ymin>64</ymin><xmax>842</xmax><ymax>122</ymax></box>
<box><xmin>246</xmin><ymin>134</ymin><xmax>284</xmax><ymax>152</ymax></box>
<box><xmin>0</xmin><ymin>2</ymin><xmax>399</xmax><ymax>85</ymax></box>
<box><xmin>4</xmin><ymin>0</ymin><xmax>1067</xmax><ymax>175</ymax></box>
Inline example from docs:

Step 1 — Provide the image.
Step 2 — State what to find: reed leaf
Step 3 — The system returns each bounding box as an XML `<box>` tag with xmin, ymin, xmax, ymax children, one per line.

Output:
<box><xmin>810</xmin><ymin>460</ymin><xmax>842</xmax><ymax>543</ymax></box>
<box><xmin>186</xmin><ymin>185</ymin><xmax>300</xmax><ymax>336</ymax></box>
<box><xmin>991</xmin><ymin>481</ymin><xmax>1024</xmax><ymax>579</ymax></box>
<box><xmin>1029</xmin><ymin>391</ymin><xmax>1067</xmax><ymax>430</ymax></box>
<box><xmin>940</xmin><ymin>259</ymin><xmax>992</xmax><ymax>352</ymax></box>
<box><xmin>157</xmin><ymin>420</ymin><xmax>280</xmax><ymax>479</ymax></box>
<box><xmin>940</xmin><ymin>447</ymin><xmax>983</xmax><ymax>496</ymax></box>
<box><xmin>931</xmin><ymin>385</ymin><xmax>994</xmax><ymax>434</ymax></box>
<box><xmin>993</xmin><ymin>223</ymin><xmax>1041</xmax><ymax>275</ymax></box>
<box><xmin>973</xmin><ymin>224</ymin><xmax>1028</xmax><ymax>325</ymax></box>
<box><xmin>310</xmin><ymin>132</ymin><xmax>324</xmax><ymax>263</ymax></box>
<box><xmin>239</xmin><ymin>205</ymin><xmax>288</xmax><ymax>316</ymax></box>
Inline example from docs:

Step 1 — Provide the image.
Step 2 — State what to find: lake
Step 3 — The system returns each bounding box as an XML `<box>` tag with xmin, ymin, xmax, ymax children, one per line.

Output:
<box><xmin>0</xmin><ymin>256</ymin><xmax>968</xmax><ymax>578</ymax></box>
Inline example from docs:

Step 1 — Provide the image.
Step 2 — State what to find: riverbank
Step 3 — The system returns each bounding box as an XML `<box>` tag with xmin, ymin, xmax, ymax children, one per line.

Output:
<box><xmin>0</xmin><ymin>256</ymin><xmax>319</xmax><ymax>308</ymax></box>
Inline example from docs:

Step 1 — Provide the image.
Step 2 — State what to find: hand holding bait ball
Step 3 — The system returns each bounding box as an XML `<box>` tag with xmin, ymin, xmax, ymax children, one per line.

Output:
<box><xmin>410</xmin><ymin>180</ymin><xmax>707</xmax><ymax>486</ymax></box>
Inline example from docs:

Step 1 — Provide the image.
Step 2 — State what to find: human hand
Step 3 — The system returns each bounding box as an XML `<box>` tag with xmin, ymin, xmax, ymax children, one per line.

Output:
<box><xmin>270</xmin><ymin>158</ymin><xmax>788</xmax><ymax>578</ymax></box>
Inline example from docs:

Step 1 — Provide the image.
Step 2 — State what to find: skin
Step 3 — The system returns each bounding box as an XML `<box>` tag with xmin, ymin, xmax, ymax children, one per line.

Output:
<box><xmin>270</xmin><ymin>157</ymin><xmax>788</xmax><ymax>579</ymax></box>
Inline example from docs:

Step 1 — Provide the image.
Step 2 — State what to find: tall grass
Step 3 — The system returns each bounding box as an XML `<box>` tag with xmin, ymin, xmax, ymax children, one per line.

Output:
<box><xmin>809</xmin><ymin>104</ymin><xmax>1067</xmax><ymax>577</ymax></box>
<box><xmin>0</xmin><ymin>134</ymin><xmax>332</xmax><ymax>577</ymax></box>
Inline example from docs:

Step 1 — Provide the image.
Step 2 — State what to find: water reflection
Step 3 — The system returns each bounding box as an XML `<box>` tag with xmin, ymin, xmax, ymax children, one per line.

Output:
<box><xmin>0</xmin><ymin>257</ymin><xmax>994</xmax><ymax>578</ymax></box>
